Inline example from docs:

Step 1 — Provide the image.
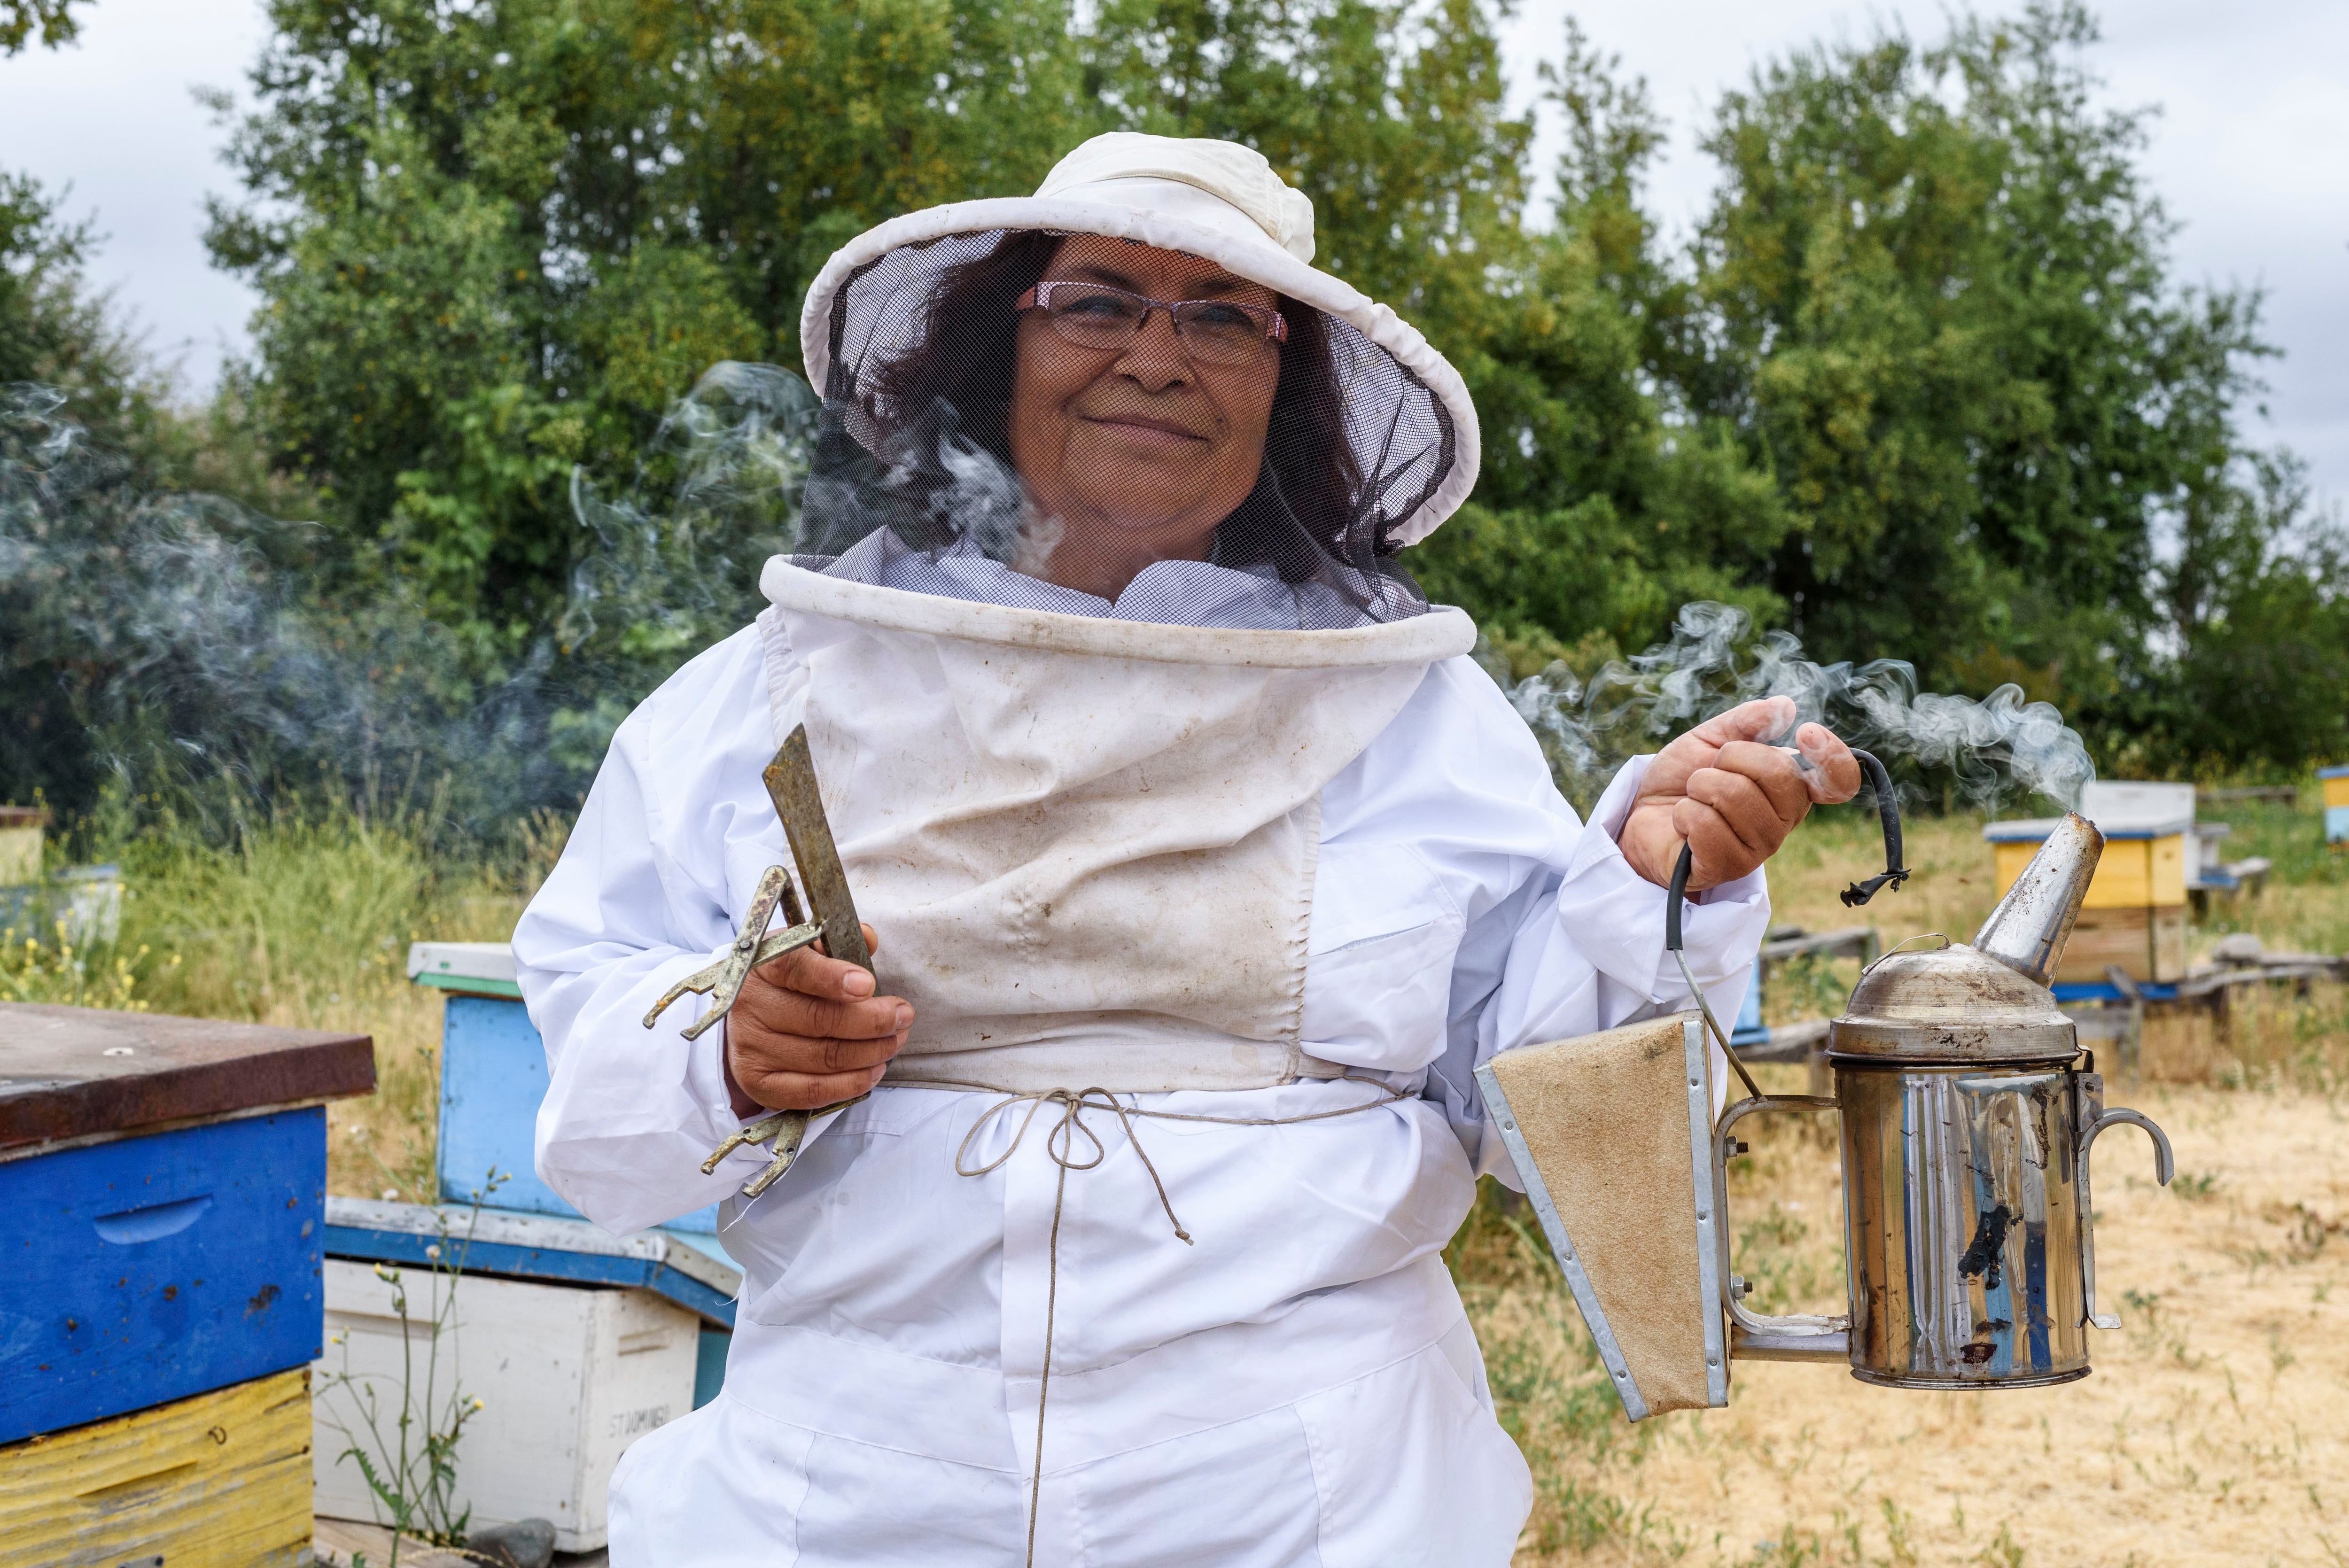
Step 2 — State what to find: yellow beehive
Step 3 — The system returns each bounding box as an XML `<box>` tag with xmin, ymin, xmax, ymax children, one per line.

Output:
<box><xmin>0</xmin><ymin>1368</ymin><xmax>313</xmax><ymax>1568</ymax></box>
<box><xmin>1984</xmin><ymin>783</ymin><xmax>2195</xmax><ymax>984</ymax></box>
<box><xmin>0</xmin><ymin>805</ymin><xmax>43</xmax><ymax>887</ymax></box>
<box><xmin>2326</xmin><ymin>768</ymin><xmax>2349</xmax><ymax>810</ymax></box>
<box><xmin>1990</xmin><ymin>832</ymin><xmax>2186</xmax><ymax>908</ymax></box>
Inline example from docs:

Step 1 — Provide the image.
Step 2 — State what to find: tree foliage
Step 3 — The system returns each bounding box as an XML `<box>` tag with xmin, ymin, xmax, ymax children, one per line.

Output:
<box><xmin>204</xmin><ymin>0</ymin><xmax>1091</xmax><ymax>643</ymax></box>
<box><xmin>85</xmin><ymin>0</ymin><xmax>2330</xmax><ymax>788</ymax></box>
<box><xmin>1667</xmin><ymin>4</ymin><xmax>2337</xmax><ymax>770</ymax></box>
<box><xmin>1413</xmin><ymin>21</ymin><xmax>1791</xmax><ymax>670</ymax></box>
<box><xmin>0</xmin><ymin>0</ymin><xmax>87</xmax><ymax>54</ymax></box>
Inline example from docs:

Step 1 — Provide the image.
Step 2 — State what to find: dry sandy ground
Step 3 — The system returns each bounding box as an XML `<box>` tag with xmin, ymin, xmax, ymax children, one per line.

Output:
<box><xmin>1501</xmin><ymin>1081</ymin><xmax>2349</xmax><ymax>1568</ymax></box>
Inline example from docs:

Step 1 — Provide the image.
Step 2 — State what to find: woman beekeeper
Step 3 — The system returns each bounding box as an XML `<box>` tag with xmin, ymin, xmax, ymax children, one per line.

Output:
<box><xmin>515</xmin><ymin>132</ymin><xmax>1859</xmax><ymax>1566</ymax></box>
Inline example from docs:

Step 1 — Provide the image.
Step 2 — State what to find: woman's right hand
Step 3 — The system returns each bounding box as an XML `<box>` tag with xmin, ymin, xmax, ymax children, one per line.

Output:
<box><xmin>723</xmin><ymin>923</ymin><xmax>910</xmax><ymax>1114</ymax></box>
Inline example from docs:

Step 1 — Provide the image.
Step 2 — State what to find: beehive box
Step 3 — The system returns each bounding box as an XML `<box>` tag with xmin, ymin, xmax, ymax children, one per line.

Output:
<box><xmin>312</xmin><ymin>1257</ymin><xmax>700</xmax><ymax>1553</ymax></box>
<box><xmin>409</xmin><ymin>940</ymin><xmax>719</xmax><ymax>1232</ymax></box>
<box><xmin>2324</xmin><ymin>766</ymin><xmax>2349</xmax><ymax>846</ymax></box>
<box><xmin>0</xmin><ymin>1003</ymin><xmax>376</xmax><ymax>1444</ymax></box>
<box><xmin>1984</xmin><ymin>783</ymin><xmax>2194</xmax><ymax>984</ymax></box>
<box><xmin>323</xmin><ymin>1195</ymin><xmax>742</xmax><ymax>1410</ymax></box>
<box><xmin>0</xmin><ymin>1366</ymin><xmax>313</xmax><ymax>1568</ymax></box>
<box><xmin>0</xmin><ymin>804</ymin><xmax>44</xmax><ymax>888</ymax></box>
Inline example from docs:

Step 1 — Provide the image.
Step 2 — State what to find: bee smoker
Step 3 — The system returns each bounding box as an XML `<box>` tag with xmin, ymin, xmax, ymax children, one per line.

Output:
<box><xmin>1681</xmin><ymin>768</ymin><xmax>2177</xmax><ymax>1388</ymax></box>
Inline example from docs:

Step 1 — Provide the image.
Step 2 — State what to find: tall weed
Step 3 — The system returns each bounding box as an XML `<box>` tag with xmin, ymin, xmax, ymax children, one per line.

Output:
<box><xmin>0</xmin><ymin>924</ymin><xmax>163</xmax><ymax>1010</ymax></box>
<box><xmin>77</xmin><ymin>788</ymin><xmax>547</xmax><ymax>1197</ymax></box>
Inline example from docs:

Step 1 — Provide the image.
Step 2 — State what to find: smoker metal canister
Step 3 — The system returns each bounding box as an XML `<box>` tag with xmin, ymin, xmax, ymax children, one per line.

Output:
<box><xmin>1821</xmin><ymin>813</ymin><xmax>2174</xmax><ymax>1387</ymax></box>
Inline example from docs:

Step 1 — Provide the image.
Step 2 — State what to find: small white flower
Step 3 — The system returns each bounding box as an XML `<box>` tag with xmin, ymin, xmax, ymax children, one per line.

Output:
<box><xmin>425</xmin><ymin>1243</ymin><xmax>442</xmax><ymax>1260</ymax></box>
<box><xmin>381</xmin><ymin>1188</ymin><xmax>399</xmax><ymax>1201</ymax></box>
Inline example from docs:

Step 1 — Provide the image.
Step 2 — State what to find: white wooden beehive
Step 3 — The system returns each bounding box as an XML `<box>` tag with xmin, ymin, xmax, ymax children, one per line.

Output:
<box><xmin>311</xmin><ymin>1258</ymin><xmax>700</xmax><ymax>1552</ymax></box>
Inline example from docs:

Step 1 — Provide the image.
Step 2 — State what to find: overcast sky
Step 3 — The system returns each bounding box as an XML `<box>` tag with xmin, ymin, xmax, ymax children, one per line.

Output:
<box><xmin>4</xmin><ymin>0</ymin><xmax>2343</xmax><ymax>506</ymax></box>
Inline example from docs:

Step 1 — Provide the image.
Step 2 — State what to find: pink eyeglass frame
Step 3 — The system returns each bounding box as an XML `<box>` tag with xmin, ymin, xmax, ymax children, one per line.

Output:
<box><xmin>1014</xmin><ymin>281</ymin><xmax>1290</xmax><ymax>346</ymax></box>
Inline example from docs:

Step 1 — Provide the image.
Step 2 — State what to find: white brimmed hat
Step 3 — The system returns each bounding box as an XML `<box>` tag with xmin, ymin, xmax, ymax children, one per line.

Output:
<box><xmin>799</xmin><ymin>132</ymin><xmax>1480</xmax><ymax>548</ymax></box>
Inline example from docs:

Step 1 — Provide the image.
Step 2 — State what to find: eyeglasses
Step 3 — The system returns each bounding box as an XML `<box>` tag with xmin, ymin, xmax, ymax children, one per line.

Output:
<box><xmin>1015</xmin><ymin>281</ymin><xmax>1288</xmax><ymax>365</ymax></box>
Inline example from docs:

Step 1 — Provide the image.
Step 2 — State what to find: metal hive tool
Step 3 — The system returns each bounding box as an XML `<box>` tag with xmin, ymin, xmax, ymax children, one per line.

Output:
<box><xmin>644</xmin><ymin>722</ymin><xmax>873</xmax><ymax>1198</ymax></box>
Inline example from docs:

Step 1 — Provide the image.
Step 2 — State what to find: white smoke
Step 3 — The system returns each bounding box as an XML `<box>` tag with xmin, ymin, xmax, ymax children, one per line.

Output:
<box><xmin>1494</xmin><ymin>601</ymin><xmax>2095</xmax><ymax>812</ymax></box>
<box><xmin>938</xmin><ymin>433</ymin><xmax>1062</xmax><ymax>578</ymax></box>
<box><xmin>5</xmin><ymin>364</ymin><xmax>821</xmax><ymax>825</ymax></box>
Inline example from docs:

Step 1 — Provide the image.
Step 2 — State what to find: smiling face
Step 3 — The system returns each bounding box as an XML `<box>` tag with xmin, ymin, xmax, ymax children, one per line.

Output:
<box><xmin>1007</xmin><ymin>235</ymin><xmax>1283</xmax><ymax>599</ymax></box>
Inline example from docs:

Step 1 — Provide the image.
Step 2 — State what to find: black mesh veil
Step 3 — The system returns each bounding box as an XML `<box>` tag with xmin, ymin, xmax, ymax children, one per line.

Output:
<box><xmin>794</xmin><ymin>229</ymin><xmax>1457</xmax><ymax>629</ymax></box>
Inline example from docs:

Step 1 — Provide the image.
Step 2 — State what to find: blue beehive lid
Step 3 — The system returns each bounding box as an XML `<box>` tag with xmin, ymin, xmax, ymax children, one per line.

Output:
<box><xmin>2321</xmin><ymin>766</ymin><xmax>2349</xmax><ymax>779</ymax></box>
<box><xmin>323</xmin><ymin>1195</ymin><xmax>741</xmax><ymax>1409</ymax></box>
<box><xmin>322</xmin><ymin>1195</ymin><xmax>740</xmax><ymax>1326</ymax></box>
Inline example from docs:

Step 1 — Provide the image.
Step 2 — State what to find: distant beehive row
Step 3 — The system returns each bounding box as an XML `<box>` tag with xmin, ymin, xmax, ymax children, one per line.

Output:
<box><xmin>1985</xmin><ymin>775</ymin><xmax>2349</xmax><ymax>985</ymax></box>
<box><xmin>1</xmin><ymin>805</ymin><xmax>123</xmax><ymax>945</ymax></box>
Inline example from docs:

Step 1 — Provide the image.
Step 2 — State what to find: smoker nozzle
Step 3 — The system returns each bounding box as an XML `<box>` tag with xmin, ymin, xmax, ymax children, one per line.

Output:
<box><xmin>1972</xmin><ymin>812</ymin><xmax>2104</xmax><ymax>987</ymax></box>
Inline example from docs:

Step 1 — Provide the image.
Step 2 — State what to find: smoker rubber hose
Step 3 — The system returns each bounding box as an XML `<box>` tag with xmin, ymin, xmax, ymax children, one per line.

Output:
<box><xmin>1661</xmin><ymin>740</ymin><xmax>1906</xmax><ymax>1102</ymax></box>
<box><xmin>1664</xmin><ymin>843</ymin><xmax>1763</xmax><ymax>1101</ymax></box>
<box><xmin>1837</xmin><ymin>747</ymin><xmax>1909</xmax><ymax>908</ymax></box>
<box><xmin>1663</xmin><ymin>745</ymin><xmax>1908</xmax><ymax>953</ymax></box>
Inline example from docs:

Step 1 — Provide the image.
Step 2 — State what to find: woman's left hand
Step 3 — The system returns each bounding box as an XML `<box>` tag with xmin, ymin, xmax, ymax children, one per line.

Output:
<box><xmin>1618</xmin><ymin>696</ymin><xmax>1862</xmax><ymax>891</ymax></box>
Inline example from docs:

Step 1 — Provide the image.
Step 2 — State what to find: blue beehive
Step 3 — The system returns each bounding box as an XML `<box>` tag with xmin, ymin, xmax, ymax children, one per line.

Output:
<box><xmin>408</xmin><ymin>941</ymin><xmax>718</xmax><ymax>1232</ymax></box>
<box><xmin>400</xmin><ymin>941</ymin><xmax>735</xmax><ymax>1405</ymax></box>
<box><xmin>0</xmin><ymin>1002</ymin><xmax>375</xmax><ymax>1444</ymax></box>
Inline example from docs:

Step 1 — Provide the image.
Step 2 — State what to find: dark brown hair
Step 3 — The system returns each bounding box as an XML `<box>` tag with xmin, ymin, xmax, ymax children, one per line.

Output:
<box><xmin>849</xmin><ymin>230</ymin><xmax>1376</xmax><ymax>581</ymax></box>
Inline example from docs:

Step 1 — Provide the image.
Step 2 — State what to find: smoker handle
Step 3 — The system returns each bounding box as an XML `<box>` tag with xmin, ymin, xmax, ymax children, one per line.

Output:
<box><xmin>2077</xmin><ymin>1098</ymin><xmax>2175</xmax><ymax>1331</ymax></box>
<box><xmin>1712</xmin><ymin>1094</ymin><xmax>1851</xmax><ymax>1362</ymax></box>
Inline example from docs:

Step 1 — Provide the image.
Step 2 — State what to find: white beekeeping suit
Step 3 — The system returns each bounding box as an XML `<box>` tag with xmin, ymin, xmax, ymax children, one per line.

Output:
<box><xmin>515</xmin><ymin>132</ymin><xmax>1769</xmax><ymax>1567</ymax></box>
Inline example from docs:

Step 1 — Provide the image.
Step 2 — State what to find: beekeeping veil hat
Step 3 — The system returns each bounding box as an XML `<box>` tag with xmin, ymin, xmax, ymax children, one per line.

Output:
<box><xmin>782</xmin><ymin>131</ymin><xmax>1482</xmax><ymax>630</ymax></box>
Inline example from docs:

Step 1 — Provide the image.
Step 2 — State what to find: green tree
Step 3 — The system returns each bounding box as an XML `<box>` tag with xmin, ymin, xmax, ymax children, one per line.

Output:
<box><xmin>1089</xmin><ymin>0</ymin><xmax>1530</xmax><ymax>342</ymax></box>
<box><xmin>0</xmin><ymin>175</ymin><xmax>141</xmax><ymax>416</ymax></box>
<box><xmin>1</xmin><ymin>0</ymin><xmax>87</xmax><ymax>53</ymax></box>
<box><xmin>1677</xmin><ymin>0</ymin><xmax>2274</xmax><ymax>731</ymax></box>
<box><xmin>190</xmin><ymin>0</ymin><xmax>2337</xmax><ymax>782</ymax></box>
<box><xmin>206</xmin><ymin>0</ymin><xmax>1091</xmax><ymax>648</ymax></box>
<box><xmin>2142</xmin><ymin>453</ymin><xmax>2349</xmax><ymax>774</ymax></box>
<box><xmin>0</xmin><ymin>180</ymin><xmax>123</xmax><ymax>811</ymax></box>
<box><xmin>1413</xmin><ymin>23</ymin><xmax>1786</xmax><ymax>671</ymax></box>
<box><xmin>2</xmin><ymin>0</ymin><xmax>154</xmax><ymax>438</ymax></box>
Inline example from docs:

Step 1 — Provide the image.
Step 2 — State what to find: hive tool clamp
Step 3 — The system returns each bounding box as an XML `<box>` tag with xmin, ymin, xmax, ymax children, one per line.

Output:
<box><xmin>642</xmin><ymin>723</ymin><xmax>873</xmax><ymax>1198</ymax></box>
